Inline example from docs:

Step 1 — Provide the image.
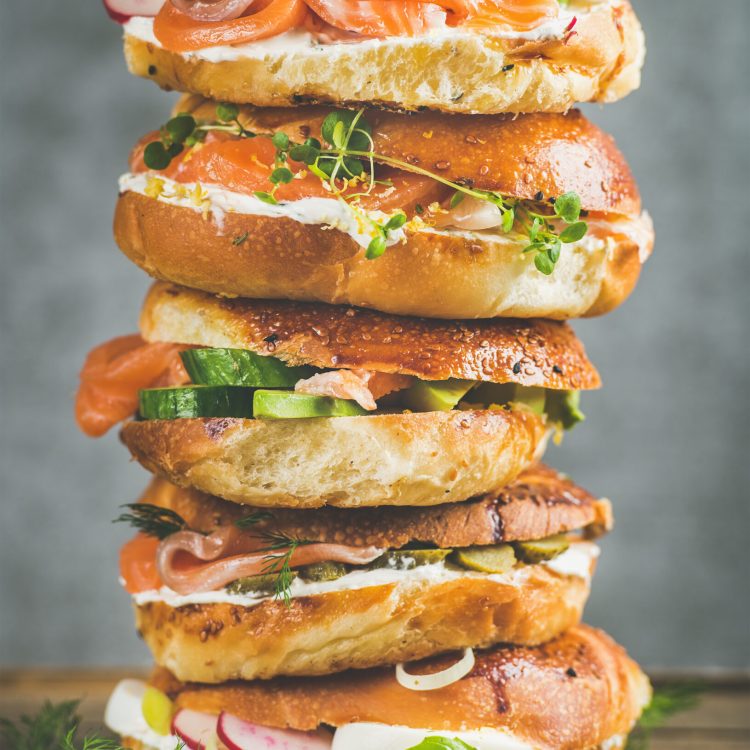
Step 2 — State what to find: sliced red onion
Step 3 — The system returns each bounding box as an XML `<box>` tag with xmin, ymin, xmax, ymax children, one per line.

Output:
<box><xmin>218</xmin><ymin>712</ymin><xmax>332</xmax><ymax>750</ymax></box>
<box><xmin>103</xmin><ymin>0</ymin><xmax>165</xmax><ymax>23</ymax></box>
<box><xmin>170</xmin><ymin>0</ymin><xmax>257</xmax><ymax>22</ymax></box>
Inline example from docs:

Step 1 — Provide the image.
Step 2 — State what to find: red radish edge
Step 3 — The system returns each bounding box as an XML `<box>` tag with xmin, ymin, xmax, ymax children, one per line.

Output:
<box><xmin>102</xmin><ymin>0</ymin><xmax>163</xmax><ymax>24</ymax></box>
<box><xmin>217</xmin><ymin>711</ymin><xmax>332</xmax><ymax>750</ymax></box>
<box><xmin>171</xmin><ymin>708</ymin><xmax>219</xmax><ymax>750</ymax></box>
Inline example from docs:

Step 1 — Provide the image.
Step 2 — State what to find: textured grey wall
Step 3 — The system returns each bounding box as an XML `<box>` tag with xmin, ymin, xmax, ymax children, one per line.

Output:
<box><xmin>1</xmin><ymin>1</ymin><xmax>748</xmax><ymax>670</ymax></box>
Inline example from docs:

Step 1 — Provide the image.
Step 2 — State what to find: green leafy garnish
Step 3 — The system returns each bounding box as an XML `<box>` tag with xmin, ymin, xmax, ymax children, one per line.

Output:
<box><xmin>235</xmin><ymin>510</ymin><xmax>274</xmax><ymax>529</ymax></box>
<box><xmin>0</xmin><ymin>699</ymin><xmax>82</xmax><ymax>750</ymax></box>
<box><xmin>256</xmin><ymin>531</ymin><xmax>313</xmax><ymax>606</ymax></box>
<box><xmin>625</xmin><ymin>682</ymin><xmax>704</xmax><ymax>750</ymax></box>
<box><xmin>406</xmin><ymin>737</ymin><xmax>477</xmax><ymax>750</ymax></box>
<box><xmin>141</xmin><ymin>105</ymin><xmax>588</xmax><ymax>274</ymax></box>
<box><xmin>113</xmin><ymin>503</ymin><xmax>190</xmax><ymax>539</ymax></box>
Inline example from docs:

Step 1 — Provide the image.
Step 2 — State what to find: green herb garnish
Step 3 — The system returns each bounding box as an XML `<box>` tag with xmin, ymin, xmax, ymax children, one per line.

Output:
<box><xmin>256</xmin><ymin>531</ymin><xmax>313</xmax><ymax>607</ymax></box>
<box><xmin>113</xmin><ymin>503</ymin><xmax>190</xmax><ymax>539</ymax></box>
<box><xmin>625</xmin><ymin>682</ymin><xmax>704</xmax><ymax>749</ymax></box>
<box><xmin>142</xmin><ymin>105</ymin><xmax>588</xmax><ymax>274</ymax></box>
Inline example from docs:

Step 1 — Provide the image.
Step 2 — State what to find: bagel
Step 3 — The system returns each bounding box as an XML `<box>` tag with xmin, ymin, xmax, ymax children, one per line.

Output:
<box><xmin>115</xmin><ymin>101</ymin><xmax>653</xmax><ymax>319</ymax></box>
<box><xmin>118</xmin><ymin>282</ymin><xmax>600</xmax><ymax>507</ymax></box>
<box><xmin>121</xmin><ymin>1</ymin><xmax>645</xmax><ymax>114</ymax></box>
<box><xmin>126</xmin><ymin>467</ymin><xmax>610</xmax><ymax>682</ymax></box>
<box><xmin>110</xmin><ymin>625</ymin><xmax>650</xmax><ymax>750</ymax></box>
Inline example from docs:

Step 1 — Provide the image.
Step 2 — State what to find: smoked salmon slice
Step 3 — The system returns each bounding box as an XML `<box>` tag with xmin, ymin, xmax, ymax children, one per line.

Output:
<box><xmin>132</xmin><ymin>132</ymin><xmax>452</xmax><ymax>213</ymax></box>
<box><xmin>153</xmin><ymin>0</ymin><xmax>559</xmax><ymax>49</ymax></box>
<box><xmin>153</xmin><ymin>0</ymin><xmax>308</xmax><ymax>52</ymax></box>
<box><xmin>76</xmin><ymin>335</ymin><xmax>189</xmax><ymax>437</ymax></box>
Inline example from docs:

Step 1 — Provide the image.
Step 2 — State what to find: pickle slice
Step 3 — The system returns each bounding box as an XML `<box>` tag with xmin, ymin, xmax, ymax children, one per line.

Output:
<box><xmin>369</xmin><ymin>548</ymin><xmax>452</xmax><ymax>570</ymax></box>
<box><xmin>453</xmin><ymin>544</ymin><xmax>517</xmax><ymax>574</ymax></box>
<box><xmin>299</xmin><ymin>561</ymin><xmax>349</xmax><ymax>582</ymax></box>
<box><xmin>514</xmin><ymin>534</ymin><xmax>570</xmax><ymax>564</ymax></box>
<box><xmin>225</xmin><ymin>572</ymin><xmax>297</xmax><ymax>595</ymax></box>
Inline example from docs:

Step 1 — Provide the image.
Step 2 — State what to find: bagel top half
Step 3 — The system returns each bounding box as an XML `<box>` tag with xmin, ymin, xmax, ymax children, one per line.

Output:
<box><xmin>111</xmin><ymin>282</ymin><xmax>600</xmax><ymax>507</ymax></box>
<box><xmin>120</xmin><ymin>1</ymin><xmax>645</xmax><ymax>114</ymax></box>
<box><xmin>124</xmin><ymin>466</ymin><xmax>611</xmax><ymax>681</ymax></box>
<box><xmin>108</xmin><ymin>626</ymin><xmax>650</xmax><ymax>750</ymax></box>
<box><xmin>115</xmin><ymin>97</ymin><xmax>653</xmax><ymax>320</ymax></box>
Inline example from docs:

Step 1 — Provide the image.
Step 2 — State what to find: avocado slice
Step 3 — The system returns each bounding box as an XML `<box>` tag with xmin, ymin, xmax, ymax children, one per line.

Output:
<box><xmin>181</xmin><ymin>347</ymin><xmax>316</xmax><ymax>388</ymax></box>
<box><xmin>545</xmin><ymin>390</ymin><xmax>585</xmax><ymax>430</ymax></box>
<box><xmin>514</xmin><ymin>534</ymin><xmax>571</xmax><ymax>564</ymax></box>
<box><xmin>452</xmin><ymin>544</ymin><xmax>517</xmax><ymax>574</ymax></box>
<box><xmin>402</xmin><ymin>378</ymin><xmax>475</xmax><ymax>412</ymax></box>
<box><xmin>468</xmin><ymin>383</ymin><xmax>545</xmax><ymax>414</ymax></box>
<box><xmin>253</xmin><ymin>390</ymin><xmax>368</xmax><ymax>419</ymax></box>
<box><xmin>369</xmin><ymin>548</ymin><xmax>452</xmax><ymax>570</ymax></box>
<box><xmin>299</xmin><ymin>561</ymin><xmax>349</xmax><ymax>582</ymax></box>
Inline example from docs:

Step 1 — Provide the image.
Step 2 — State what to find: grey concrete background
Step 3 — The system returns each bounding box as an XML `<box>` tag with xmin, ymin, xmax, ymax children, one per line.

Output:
<box><xmin>1</xmin><ymin>1</ymin><xmax>748</xmax><ymax>670</ymax></box>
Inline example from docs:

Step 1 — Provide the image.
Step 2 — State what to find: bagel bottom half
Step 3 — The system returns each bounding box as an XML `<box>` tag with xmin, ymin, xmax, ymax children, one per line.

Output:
<box><xmin>120</xmin><ymin>409</ymin><xmax>549</xmax><ymax>508</ymax></box>
<box><xmin>133</xmin><ymin>553</ymin><xmax>595</xmax><ymax>683</ymax></box>
<box><xmin>120</xmin><ymin>625</ymin><xmax>649</xmax><ymax>750</ymax></box>
<box><xmin>114</xmin><ymin>190</ymin><xmax>649</xmax><ymax>320</ymax></box>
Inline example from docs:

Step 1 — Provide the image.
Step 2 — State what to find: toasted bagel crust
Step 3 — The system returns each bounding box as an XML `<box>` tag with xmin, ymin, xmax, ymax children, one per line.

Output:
<box><xmin>173</xmin><ymin>98</ymin><xmax>640</xmax><ymax>213</ymax></box>
<box><xmin>121</xmin><ymin>409</ymin><xmax>549</xmax><ymax>508</ymax></box>
<box><xmin>142</xmin><ymin>465</ymin><xmax>613</xmax><ymax>547</ymax></box>
<box><xmin>145</xmin><ymin>625</ymin><xmax>649</xmax><ymax>749</ymax></box>
<box><xmin>140</xmin><ymin>283</ymin><xmax>601</xmax><ymax>389</ymax></box>
<box><xmin>124</xmin><ymin>2</ymin><xmax>644</xmax><ymax>114</ymax></box>
<box><xmin>135</xmin><ymin>561</ymin><xmax>594</xmax><ymax>683</ymax></box>
<box><xmin>114</xmin><ymin>191</ymin><xmax>649</xmax><ymax>320</ymax></box>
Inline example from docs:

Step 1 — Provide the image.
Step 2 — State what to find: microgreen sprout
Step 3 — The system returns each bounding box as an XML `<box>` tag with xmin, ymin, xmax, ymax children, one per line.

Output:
<box><xmin>141</xmin><ymin>106</ymin><xmax>588</xmax><ymax>273</ymax></box>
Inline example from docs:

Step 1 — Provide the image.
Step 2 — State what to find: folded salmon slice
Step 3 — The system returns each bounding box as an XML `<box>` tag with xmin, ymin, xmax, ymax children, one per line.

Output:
<box><xmin>75</xmin><ymin>335</ymin><xmax>189</xmax><ymax>437</ymax></box>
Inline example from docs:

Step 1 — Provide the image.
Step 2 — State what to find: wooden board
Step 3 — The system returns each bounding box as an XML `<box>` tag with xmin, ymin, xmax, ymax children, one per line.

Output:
<box><xmin>0</xmin><ymin>670</ymin><xmax>748</xmax><ymax>748</ymax></box>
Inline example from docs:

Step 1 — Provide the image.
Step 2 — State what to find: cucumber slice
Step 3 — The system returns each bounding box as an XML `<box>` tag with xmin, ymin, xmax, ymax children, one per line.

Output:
<box><xmin>402</xmin><ymin>378</ymin><xmax>475</xmax><ymax>412</ymax></box>
<box><xmin>514</xmin><ymin>534</ymin><xmax>570</xmax><ymax>564</ymax></box>
<box><xmin>369</xmin><ymin>548</ymin><xmax>452</xmax><ymax>570</ymax></box>
<box><xmin>226</xmin><ymin>572</ymin><xmax>297</xmax><ymax>595</ymax></box>
<box><xmin>181</xmin><ymin>348</ymin><xmax>315</xmax><ymax>388</ymax></box>
<box><xmin>139</xmin><ymin>386</ymin><xmax>253</xmax><ymax>420</ymax></box>
<box><xmin>299</xmin><ymin>561</ymin><xmax>349</xmax><ymax>582</ymax></box>
<box><xmin>453</xmin><ymin>544</ymin><xmax>517</xmax><ymax>574</ymax></box>
<box><xmin>253</xmin><ymin>390</ymin><xmax>368</xmax><ymax>419</ymax></box>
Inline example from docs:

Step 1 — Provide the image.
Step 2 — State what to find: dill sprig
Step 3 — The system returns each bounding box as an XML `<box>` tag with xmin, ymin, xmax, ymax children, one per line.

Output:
<box><xmin>0</xmin><ymin>698</ymin><xmax>185</xmax><ymax>750</ymax></box>
<box><xmin>142</xmin><ymin>105</ymin><xmax>587</xmax><ymax>275</ymax></box>
<box><xmin>257</xmin><ymin>530</ymin><xmax>313</xmax><ymax>606</ymax></box>
<box><xmin>625</xmin><ymin>681</ymin><xmax>704</xmax><ymax>750</ymax></box>
<box><xmin>234</xmin><ymin>510</ymin><xmax>274</xmax><ymax>529</ymax></box>
<box><xmin>113</xmin><ymin>503</ymin><xmax>190</xmax><ymax>540</ymax></box>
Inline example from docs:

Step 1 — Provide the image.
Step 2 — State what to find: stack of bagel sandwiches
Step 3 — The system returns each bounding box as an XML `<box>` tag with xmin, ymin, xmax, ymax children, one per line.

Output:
<box><xmin>79</xmin><ymin>1</ymin><xmax>654</xmax><ymax>748</ymax></box>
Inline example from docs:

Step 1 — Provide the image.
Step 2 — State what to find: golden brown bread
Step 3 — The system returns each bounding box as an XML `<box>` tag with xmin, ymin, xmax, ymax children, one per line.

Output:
<box><xmin>134</xmin><ymin>558</ymin><xmax>595</xmax><ymax>682</ymax></box>
<box><xmin>123</xmin><ymin>2</ymin><xmax>645</xmax><ymax>114</ymax></box>
<box><xmin>115</xmin><ymin>187</ymin><xmax>651</xmax><ymax>320</ymax></box>
<box><xmin>121</xmin><ymin>408</ymin><xmax>549</xmax><ymax>508</ymax></box>
<box><xmin>174</xmin><ymin>98</ymin><xmax>641</xmax><ymax>213</ymax></box>
<box><xmin>139</xmin><ymin>282</ymin><xmax>602</xmax><ymax>389</ymax></box>
<box><xmin>142</xmin><ymin>465</ymin><xmax>613</xmax><ymax>547</ymax></box>
<box><xmin>145</xmin><ymin>625</ymin><xmax>650</xmax><ymax>749</ymax></box>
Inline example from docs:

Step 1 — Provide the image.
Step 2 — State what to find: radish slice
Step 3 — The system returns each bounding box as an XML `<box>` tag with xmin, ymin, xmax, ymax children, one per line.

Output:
<box><xmin>171</xmin><ymin>708</ymin><xmax>219</xmax><ymax>750</ymax></box>
<box><xmin>103</xmin><ymin>0</ymin><xmax>164</xmax><ymax>23</ymax></box>
<box><xmin>217</xmin><ymin>711</ymin><xmax>332</xmax><ymax>750</ymax></box>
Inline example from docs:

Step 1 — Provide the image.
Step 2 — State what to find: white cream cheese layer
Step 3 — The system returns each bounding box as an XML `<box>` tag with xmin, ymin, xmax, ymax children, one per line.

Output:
<box><xmin>123</xmin><ymin>4</ymin><xmax>611</xmax><ymax>65</ymax></box>
<box><xmin>119</xmin><ymin>172</ymin><xmax>407</xmax><ymax>251</ymax></box>
<box><xmin>119</xmin><ymin>172</ymin><xmax>651</xmax><ymax>262</ymax></box>
<box><xmin>131</xmin><ymin>542</ymin><xmax>599</xmax><ymax>608</ymax></box>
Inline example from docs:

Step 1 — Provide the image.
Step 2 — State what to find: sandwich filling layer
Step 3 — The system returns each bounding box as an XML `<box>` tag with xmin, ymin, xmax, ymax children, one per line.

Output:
<box><xmin>123</xmin><ymin>1</ymin><xmax>616</xmax><ymax>57</ymax></box>
<box><xmin>119</xmin><ymin>171</ymin><xmax>653</xmax><ymax>262</ymax></box>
